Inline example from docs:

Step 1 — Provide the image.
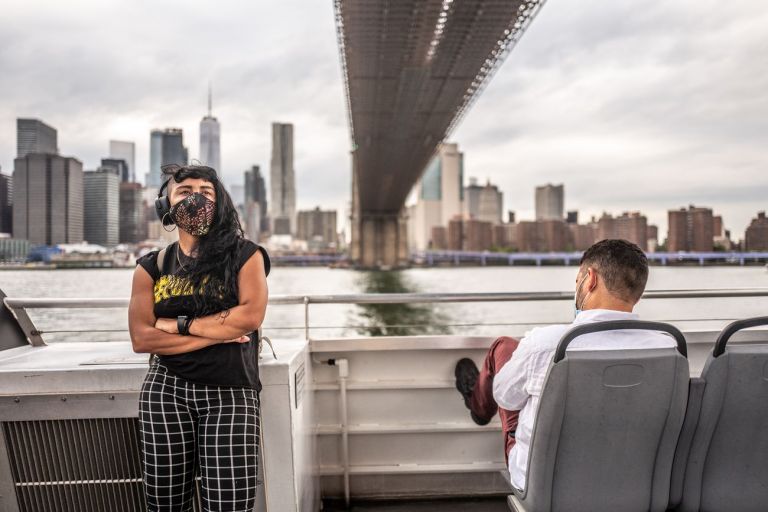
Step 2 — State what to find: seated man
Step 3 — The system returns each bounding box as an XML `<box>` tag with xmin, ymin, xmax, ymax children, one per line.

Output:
<box><xmin>454</xmin><ymin>239</ymin><xmax>675</xmax><ymax>490</ymax></box>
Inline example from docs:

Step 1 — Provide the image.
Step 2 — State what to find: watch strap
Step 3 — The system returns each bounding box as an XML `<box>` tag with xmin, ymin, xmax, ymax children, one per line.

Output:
<box><xmin>177</xmin><ymin>315</ymin><xmax>192</xmax><ymax>336</ymax></box>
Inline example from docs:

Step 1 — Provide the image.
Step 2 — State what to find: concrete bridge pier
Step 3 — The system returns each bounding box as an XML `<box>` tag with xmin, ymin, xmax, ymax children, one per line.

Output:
<box><xmin>351</xmin><ymin>211</ymin><xmax>409</xmax><ymax>269</ymax></box>
<box><xmin>349</xmin><ymin>156</ymin><xmax>409</xmax><ymax>269</ymax></box>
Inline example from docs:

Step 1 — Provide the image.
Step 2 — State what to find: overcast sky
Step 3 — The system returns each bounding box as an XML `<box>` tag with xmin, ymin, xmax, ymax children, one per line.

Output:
<box><xmin>1</xmin><ymin>0</ymin><xmax>765</xmax><ymax>239</ymax></box>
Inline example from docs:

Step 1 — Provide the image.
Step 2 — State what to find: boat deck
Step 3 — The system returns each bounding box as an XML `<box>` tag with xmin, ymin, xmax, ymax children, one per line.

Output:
<box><xmin>3</xmin><ymin>290</ymin><xmax>768</xmax><ymax>511</ymax></box>
<box><xmin>321</xmin><ymin>497</ymin><xmax>508</xmax><ymax>511</ymax></box>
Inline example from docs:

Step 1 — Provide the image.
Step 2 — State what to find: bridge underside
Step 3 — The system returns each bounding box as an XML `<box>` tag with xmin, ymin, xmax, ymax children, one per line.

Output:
<box><xmin>335</xmin><ymin>0</ymin><xmax>545</xmax><ymax>267</ymax></box>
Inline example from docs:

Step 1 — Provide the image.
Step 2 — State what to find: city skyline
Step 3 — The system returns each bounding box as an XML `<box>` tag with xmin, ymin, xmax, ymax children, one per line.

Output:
<box><xmin>0</xmin><ymin>1</ymin><xmax>765</xmax><ymax>239</ymax></box>
<box><xmin>3</xmin><ymin>117</ymin><xmax>766</xmax><ymax>248</ymax></box>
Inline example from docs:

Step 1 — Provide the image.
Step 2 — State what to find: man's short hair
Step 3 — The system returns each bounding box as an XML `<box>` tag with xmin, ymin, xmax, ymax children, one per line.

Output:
<box><xmin>579</xmin><ymin>239</ymin><xmax>649</xmax><ymax>303</ymax></box>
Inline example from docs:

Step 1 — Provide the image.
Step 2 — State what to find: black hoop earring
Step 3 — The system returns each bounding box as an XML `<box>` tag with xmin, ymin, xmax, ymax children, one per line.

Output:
<box><xmin>162</xmin><ymin>213</ymin><xmax>176</xmax><ymax>232</ymax></box>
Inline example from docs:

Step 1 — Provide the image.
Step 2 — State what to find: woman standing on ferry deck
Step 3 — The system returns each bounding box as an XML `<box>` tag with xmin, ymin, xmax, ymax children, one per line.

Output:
<box><xmin>128</xmin><ymin>164</ymin><xmax>270</xmax><ymax>511</ymax></box>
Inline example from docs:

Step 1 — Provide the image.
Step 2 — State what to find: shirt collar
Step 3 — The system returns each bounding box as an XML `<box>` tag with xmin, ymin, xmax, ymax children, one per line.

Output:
<box><xmin>574</xmin><ymin>309</ymin><xmax>639</xmax><ymax>324</ymax></box>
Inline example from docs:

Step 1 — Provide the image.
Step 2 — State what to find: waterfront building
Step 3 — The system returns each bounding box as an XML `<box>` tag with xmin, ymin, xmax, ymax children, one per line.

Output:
<box><xmin>463</xmin><ymin>218</ymin><xmax>493</xmax><ymax>251</ymax></box>
<box><xmin>517</xmin><ymin>219</ymin><xmax>569</xmax><ymax>252</ymax></box>
<box><xmin>430</xmin><ymin>226</ymin><xmax>448</xmax><ymax>250</ymax></box>
<box><xmin>269</xmin><ymin>123</ymin><xmax>296</xmax><ymax>235</ymax></box>
<box><xmin>647</xmin><ymin>225</ymin><xmax>660</xmax><ymax>252</ymax></box>
<box><xmin>503</xmin><ymin>223</ymin><xmax>518</xmax><ymax>251</ymax></box>
<box><xmin>596</xmin><ymin>211</ymin><xmax>649</xmax><ymax>251</ymax></box>
<box><xmin>245</xmin><ymin>165</ymin><xmax>269</xmax><ymax>234</ymax></box>
<box><xmin>465</xmin><ymin>178</ymin><xmax>503</xmax><ymax>224</ymax></box>
<box><xmin>0</xmin><ymin>173</ymin><xmax>12</xmax><ymax>234</ymax></box>
<box><xmin>119</xmin><ymin>182</ymin><xmax>147</xmax><ymax>244</ymax></box>
<box><xmin>492</xmin><ymin>224</ymin><xmax>509</xmax><ymax>249</ymax></box>
<box><xmin>516</xmin><ymin>221</ymin><xmax>542</xmax><ymax>252</ymax></box>
<box><xmin>12</xmin><ymin>153</ymin><xmax>83</xmax><ymax>245</ymax></box>
<box><xmin>83</xmin><ymin>167</ymin><xmax>120</xmax><ymax>247</ymax></box>
<box><xmin>409</xmin><ymin>142</ymin><xmax>464</xmax><ymax>251</ymax></box>
<box><xmin>668</xmin><ymin>205</ymin><xmax>715</xmax><ymax>252</ymax></box>
<box><xmin>147</xmin><ymin>130</ymin><xmax>163</xmax><ymax>187</ymax></box>
<box><xmin>297</xmin><ymin>207</ymin><xmax>338</xmax><ymax>248</ymax></box>
<box><xmin>245</xmin><ymin>202</ymin><xmax>262</xmax><ymax>243</ymax></box>
<box><xmin>745</xmin><ymin>212</ymin><xmax>768</xmax><ymax>251</ymax></box>
<box><xmin>713</xmin><ymin>215</ymin><xmax>724</xmax><ymax>238</ymax></box>
<box><xmin>535</xmin><ymin>183</ymin><xmax>564</xmax><ymax>221</ymax></box>
<box><xmin>447</xmin><ymin>217</ymin><xmax>463</xmax><ymax>251</ymax></box>
<box><xmin>0</xmin><ymin>236</ymin><xmax>30</xmax><ymax>262</ymax></box>
<box><xmin>569</xmin><ymin>223</ymin><xmax>597</xmax><ymax>251</ymax></box>
<box><xmin>648</xmin><ymin>225</ymin><xmax>659</xmax><ymax>243</ymax></box>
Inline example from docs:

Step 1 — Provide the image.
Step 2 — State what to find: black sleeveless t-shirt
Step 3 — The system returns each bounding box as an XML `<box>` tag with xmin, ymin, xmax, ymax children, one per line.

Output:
<box><xmin>136</xmin><ymin>239</ymin><xmax>270</xmax><ymax>390</ymax></box>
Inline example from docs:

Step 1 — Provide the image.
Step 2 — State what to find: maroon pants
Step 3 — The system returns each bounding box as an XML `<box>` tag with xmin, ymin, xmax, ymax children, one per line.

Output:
<box><xmin>470</xmin><ymin>336</ymin><xmax>521</xmax><ymax>463</ymax></box>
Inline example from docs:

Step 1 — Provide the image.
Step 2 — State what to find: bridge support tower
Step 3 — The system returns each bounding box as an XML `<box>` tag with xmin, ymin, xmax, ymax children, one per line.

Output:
<box><xmin>349</xmin><ymin>157</ymin><xmax>409</xmax><ymax>269</ymax></box>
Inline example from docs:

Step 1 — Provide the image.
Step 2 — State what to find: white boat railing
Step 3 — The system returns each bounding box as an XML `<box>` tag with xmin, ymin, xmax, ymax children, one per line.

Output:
<box><xmin>5</xmin><ymin>288</ymin><xmax>768</xmax><ymax>346</ymax></box>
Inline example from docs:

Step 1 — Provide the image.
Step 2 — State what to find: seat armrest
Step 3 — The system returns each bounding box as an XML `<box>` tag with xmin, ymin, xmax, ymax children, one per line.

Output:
<box><xmin>508</xmin><ymin>494</ymin><xmax>527</xmax><ymax>512</ymax></box>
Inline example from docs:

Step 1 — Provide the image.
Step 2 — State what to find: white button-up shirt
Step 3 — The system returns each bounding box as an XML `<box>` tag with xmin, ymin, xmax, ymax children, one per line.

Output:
<box><xmin>492</xmin><ymin>309</ymin><xmax>676</xmax><ymax>490</ymax></box>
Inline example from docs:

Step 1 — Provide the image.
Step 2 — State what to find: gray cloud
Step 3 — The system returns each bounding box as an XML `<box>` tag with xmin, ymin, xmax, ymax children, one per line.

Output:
<box><xmin>455</xmin><ymin>0</ymin><xmax>768</xmax><ymax>238</ymax></box>
<box><xmin>0</xmin><ymin>0</ymin><xmax>766</xmax><ymax>239</ymax></box>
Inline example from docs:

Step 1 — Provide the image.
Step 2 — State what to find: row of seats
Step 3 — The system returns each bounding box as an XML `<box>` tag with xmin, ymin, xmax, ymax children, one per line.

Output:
<box><xmin>507</xmin><ymin>316</ymin><xmax>768</xmax><ymax>512</ymax></box>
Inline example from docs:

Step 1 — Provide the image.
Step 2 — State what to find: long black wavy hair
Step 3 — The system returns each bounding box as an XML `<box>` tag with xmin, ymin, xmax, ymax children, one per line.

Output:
<box><xmin>161</xmin><ymin>164</ymin><xmax>244</xmax><ymax>316</ymax></box>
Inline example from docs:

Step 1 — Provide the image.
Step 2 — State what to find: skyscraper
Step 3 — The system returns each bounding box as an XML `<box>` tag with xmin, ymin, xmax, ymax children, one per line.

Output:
<box><xmin>17</xmin><ymin>119</ymin><xmax>58</xmax><ymax>158</ymax></box>
<box><xmin>0</xmin><ymin>172</ymin><xmax>12</xmax><ymax>234</ymax></box>
<box><xmin>147</xmin><ymin>130</ymin><xmax>163</xmax><ymax>188</ymax></box>
<box><xmin>119</xmin><ymin>182</ymin><xmax>147</xmax><ymax>244</ymax></box>
<box><xmin>464</xmin><ymin>178</ymin><xmax>503</xmax><ymax>224</ymax></box>
<box><xmin>161</xmin><ymin>129</ymin><xmax>188</xmax><ymax>170</ymax></box>
<box><xmin>408</xmin><ymin>142</ymin><xmax>464</xmax><ymax>251</ymax></box>
<box><xmin>269</xmin><ymin>123</ymin><xmax>296</xmax><ymax>235</ymax></box>
<box><xmin>147</xmin><ymin>128</ymin><xmax>188</xmax><ymax>188</ymax></box>
<box><xmin>12</xmin><ymin>154</ymin><xmax>83</xmax><ymax>245</ymax></box>
<box><xmin>100</xmin><ymin>158</ymin><xmax>129</xmax><ymax>183</ymax></box>
<box><xmin>83</xmin><ymin>167</ymin><xmax>120</xmax><ymax>247</ymax></box>
<box><xmin>109</xmin><ymin>140</ymin><xmax>136</xmax><ymax>182</ymax></box>
<box><xmin>535</xmin><ymin>184</ymin><xmax>564</xmax><ymax>220</ymax></box>
<box><xmin>200</xmin><ymin>85</ymin><xmax>221</xmax><ymax>172</ymax></box>
<box><xmin>244</xmin><ymin>165</ymin><xmax>269</xmax><ymax>233</ymax></box>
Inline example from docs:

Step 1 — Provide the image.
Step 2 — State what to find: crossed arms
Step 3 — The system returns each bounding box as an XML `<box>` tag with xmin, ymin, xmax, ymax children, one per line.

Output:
<box><xmin>128</xmin><ymin>251</ymin><xmax>268</xmax><ymax>355</ymax></box>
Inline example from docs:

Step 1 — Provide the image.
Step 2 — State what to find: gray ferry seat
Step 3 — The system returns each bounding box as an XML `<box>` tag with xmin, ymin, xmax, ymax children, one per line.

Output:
<box><xmin>507</xmin><ymin>320</ymin><xmax>689</xmax><ymax>512</ymax></box>
<box><xmin>675</xmin><ymin>316</ymin><xmax>768</xmax><ymax>512</ymax></box>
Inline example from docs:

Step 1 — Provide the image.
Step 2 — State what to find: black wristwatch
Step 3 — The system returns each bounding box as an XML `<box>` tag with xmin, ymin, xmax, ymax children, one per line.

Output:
<box><xmin>177</xmin><ymin>315</ymin><xmax>193</xmax><ymax>336</ymax></box>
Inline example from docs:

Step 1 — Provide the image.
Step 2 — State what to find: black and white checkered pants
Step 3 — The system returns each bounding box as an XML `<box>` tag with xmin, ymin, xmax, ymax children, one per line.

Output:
<box><xmin>138</xmin><ymin>361</ymin><xmax>260</xmax><ymax>512</ymax></box>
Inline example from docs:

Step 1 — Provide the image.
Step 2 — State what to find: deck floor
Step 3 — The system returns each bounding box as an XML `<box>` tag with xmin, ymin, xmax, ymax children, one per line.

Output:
<box><xmin>322</xmin><ymin>497</ymin><xmax>509</xmax><ymax>511</ymax></box>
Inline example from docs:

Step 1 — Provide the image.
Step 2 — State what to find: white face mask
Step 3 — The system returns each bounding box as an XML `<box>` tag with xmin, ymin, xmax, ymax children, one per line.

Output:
<box><xmin>574</xmin><ymin>270</ymin><xmax>592</xmax><ymax>318</ymax></box>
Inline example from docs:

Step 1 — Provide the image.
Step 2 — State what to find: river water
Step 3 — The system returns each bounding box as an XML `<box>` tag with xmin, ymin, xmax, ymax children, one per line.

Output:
<box><xmin>1</xmin><ymin>266</ymin><xmax>767</xmax><ymax>342</ymax></box>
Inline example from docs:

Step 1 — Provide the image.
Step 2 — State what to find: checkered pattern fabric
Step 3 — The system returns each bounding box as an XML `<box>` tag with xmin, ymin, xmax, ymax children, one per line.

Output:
<box><xmin>139</xmin><ymin>360</ymin><xmax>260</xmax><ymax>511</ymax></box>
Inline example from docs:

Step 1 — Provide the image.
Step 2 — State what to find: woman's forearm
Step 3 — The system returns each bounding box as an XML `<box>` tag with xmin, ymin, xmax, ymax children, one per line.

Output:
<box><xmin>133</xmin><ymin>326</ymin><xmax>226</xmax><ymax>355</ymax></box>
<box><xmin>187</xmin><ymin>304</ymin><xmax>265</xmax><ymax>340</ymax></box>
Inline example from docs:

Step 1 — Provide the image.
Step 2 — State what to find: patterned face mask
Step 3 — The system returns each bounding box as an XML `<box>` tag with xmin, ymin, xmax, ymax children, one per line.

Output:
<box><xmin>169</xmin><ymin>193</ymin><xmax>216</xmax><ymax>236</ymax></box>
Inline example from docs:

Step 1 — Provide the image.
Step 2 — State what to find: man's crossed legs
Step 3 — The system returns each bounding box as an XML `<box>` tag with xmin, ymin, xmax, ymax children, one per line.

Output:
<box><xmin>454</xmin><ymin>336</ymin><xmax>520</xmax><ymax>463</ymax></box>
